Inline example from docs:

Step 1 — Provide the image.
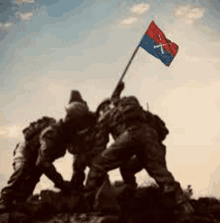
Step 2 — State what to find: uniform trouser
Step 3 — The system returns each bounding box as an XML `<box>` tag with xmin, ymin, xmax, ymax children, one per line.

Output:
<box><xmin>119</xmin><ymin>155</ymin><xmax>143</xmax><ymax>188</ymax></box>
<box><xmin>86</xmin><ymin>124</ymin><xmax>186</xmax><ymax>205</ymax></box>
<box><xmin>71</xmin><ymin>150</ymin><xmax>106</xmax><ymax>190</ymax></box>
<box><xmin>71</xmin><ymin>154</ymin><xmax>88</xmax><ymax>190</ymax></box>
<box><xmin>1</xmin><ymin>159</ymin><xmax>42</xmax><ymax>203</ymax></box>
<box><xmin>119</xmin><ymin>144</ymin><xmax>167</xmax><ymax>187</ymax></box>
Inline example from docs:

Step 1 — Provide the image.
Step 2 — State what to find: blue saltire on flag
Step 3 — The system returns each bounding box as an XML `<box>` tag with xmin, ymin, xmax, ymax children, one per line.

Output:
<box><xmin>139</xmin><ymin>21</ymin><xmax>179</xmax><ymax>66</ymax></box>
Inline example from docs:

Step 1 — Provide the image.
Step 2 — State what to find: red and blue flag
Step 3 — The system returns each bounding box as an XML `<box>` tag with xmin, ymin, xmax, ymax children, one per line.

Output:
<box><xmin>139</xmin><ymin>21</ymin><xmax>179</xmax><ymax>66</ymax></box>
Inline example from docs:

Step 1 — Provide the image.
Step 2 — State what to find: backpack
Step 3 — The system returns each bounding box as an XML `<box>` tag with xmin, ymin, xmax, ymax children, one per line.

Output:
<box><xmin>22</xmin><ymin>116</ymin><xmax>56</xmax><ymax>141</ymax></box>
<box><xmin>144</xmin><ymin>111</ymin><xmax>169</xmax><ymax>141</ymax></box>
<box><xmin>20</xmin><ymin>116</ymin><xmax>56</xmax><ymax>161</ymax></box>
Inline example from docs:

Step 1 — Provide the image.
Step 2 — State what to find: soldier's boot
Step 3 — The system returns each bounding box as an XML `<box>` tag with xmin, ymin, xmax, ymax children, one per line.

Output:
<box><xmin>84</xmin><ymin>168</ymin><xmax>109</xmax><ymax>212</ymax></box>
<box><xmin>0</xmin><ymin>198</ymin><xmax>13</xmax><ymax>213</ymax></box>
<box><xmin>0</xmin><ymin>188</ymin><xmax>30</xmax><ymax>214</ymax></box>
<box><xmin>85</xmin><ymin>167</ymin><xmax>107</xmax><ymax>192</ymax></box>
<box><xmin>114</xmin><ymin>180</ymin><xmax>137</xmax><ymax>197</ymax></box>
<box><xmin>176</xmin><ymin>201</ymin><xmax>194</xmax><ymax>214</ymax></box>
<box><xmin>162</xmin><ymin>182</ymin><xmax>194</xmax><ymax>214</ymax></box>
<box><xmin>70</xmin><ymin>174</ymin><xmax>85</xmax><ymax>192</ymax></box>
<box><xmin>119</xmin><ymin>159</ymin><xmax>141</xmax><ymax>191</ymax></box>
<box><xmin>175</xmin><ymin>187</ymin><xmax>194</xmax><ymax>214</ymax></box>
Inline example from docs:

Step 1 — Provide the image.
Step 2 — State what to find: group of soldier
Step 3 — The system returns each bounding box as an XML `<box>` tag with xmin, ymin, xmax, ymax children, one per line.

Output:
<box><xmin>0</xmin><ymin>81</ymin><xmax>194</xmax><ymax>214</ymax></box>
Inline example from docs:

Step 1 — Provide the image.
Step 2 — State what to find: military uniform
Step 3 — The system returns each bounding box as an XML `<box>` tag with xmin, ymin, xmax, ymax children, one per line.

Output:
<box><xmin>0</xmin><ymin>117</ymin><xmax>56</xmax><ymax>205</ymax></box>
<box><xmin>70</xmin><ymin>114</ymin><xmax>109</xmax><ymax>190</ymax></box>
<box><xmin>36</xmin><ymin>102</ymin><xmax>98</xmax><ymax>190</ymax></box>
<box><xmin>119</xmin><ymin>111</ymin><xmax>169</xmax><ymax>188</ymax></box>
<box><xmin>85</xmin><ymin>95</ymin><xmax>192</xmax><ymax>210</ymax></box>
<box><xmin>36</xmin><ymin>120</ymin><xmax>69</xmax><ymax>189</ymax></box>
<box><xmin>0</xmin><ymin>91</ymin><xmax>92</xmax><ymax>210</ymax></box>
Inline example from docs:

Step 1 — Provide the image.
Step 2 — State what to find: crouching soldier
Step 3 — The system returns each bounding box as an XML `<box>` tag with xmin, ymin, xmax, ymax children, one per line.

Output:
<box><xmin>0</xmin><ymin>116</ymin><xmax>56</xmax><ymax>212</ymax></box>
<box><xmin>36</xmin><ymin>91</ymin><xmax>95</xmax><ymax>192</ymax></box>
<box><xmin>0</xmin><ymin>90</ymin><xmax>93</xmax><ymax>212</ymax></box>
<box><xmin>85</xmin><ymin>81</ymin><xmax>194</xmax><ymax>214</ymax></box>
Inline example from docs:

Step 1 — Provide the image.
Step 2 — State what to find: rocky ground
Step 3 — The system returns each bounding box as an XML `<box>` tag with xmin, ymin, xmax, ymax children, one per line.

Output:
<box><xmin>0</xmin><ymin>181</ymin><xmax>220</xmax><ymax>223</ymax></box>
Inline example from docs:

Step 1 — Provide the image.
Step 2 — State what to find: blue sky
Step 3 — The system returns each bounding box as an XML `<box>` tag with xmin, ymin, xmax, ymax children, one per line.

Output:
<box><xmin>1</xmin><ymin>0</ymin><xmax>220</xmax><ymax>198</ymax></box>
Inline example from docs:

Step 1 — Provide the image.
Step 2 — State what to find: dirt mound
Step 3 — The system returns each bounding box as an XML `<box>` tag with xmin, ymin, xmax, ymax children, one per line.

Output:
<box><xmin>0</xmin><ymin>184</ymin><xmax>219</xmax><ymax>223</ymax></box>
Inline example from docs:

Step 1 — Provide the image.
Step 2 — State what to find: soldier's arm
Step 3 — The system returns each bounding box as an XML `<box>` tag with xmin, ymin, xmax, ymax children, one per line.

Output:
<box><xmin>36</xmin><ymin>128</ymin><xmax>66</xmax><ymax>189</ymax></box>
<box><xmin>71</xmin><ymin>154</ymin><xmax>87</xmax><ymax>189</ymax></box>
<box><xmin>12</xmin><ymin>142</ymin><xmax>26</xmax><ymax>171</ymax></box>
<box><xmin>91</xmin><ymin>118</ymin><xmax>110</xmax><ymax>155</ymax></box>
<box><xmin>144</xmin><ymin>111</ymin><xmax>169</xmax><ymax>141</ymax></box>
<box><xmin>153</xmin><ymin>114</ymin><xmax>169</xmax><ymax>141</ymax></box>
<box><xmin>111</xmin><ymin>81</ymin><xmax>125</xmax><ymax>102</ymax></box>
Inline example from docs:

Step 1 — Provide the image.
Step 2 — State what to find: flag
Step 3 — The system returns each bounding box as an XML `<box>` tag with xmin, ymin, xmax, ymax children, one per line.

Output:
<box><xmin>139</xmin><ymin>21</ymin><xmax>179</xmax><ymax>66</ymax></box>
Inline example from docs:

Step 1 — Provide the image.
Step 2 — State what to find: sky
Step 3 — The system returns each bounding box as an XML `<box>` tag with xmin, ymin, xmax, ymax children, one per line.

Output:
<box><xmin>0</xmin><ymin>0</ymin><xmax>220</xmax><ymax>199</ymax></box>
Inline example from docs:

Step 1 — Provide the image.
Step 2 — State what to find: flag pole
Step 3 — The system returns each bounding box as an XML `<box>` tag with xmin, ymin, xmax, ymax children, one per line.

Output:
<box><xmin>111</xmin><ymin>45</ymin><xmax>140</xmax><ymax>98</ymax></box>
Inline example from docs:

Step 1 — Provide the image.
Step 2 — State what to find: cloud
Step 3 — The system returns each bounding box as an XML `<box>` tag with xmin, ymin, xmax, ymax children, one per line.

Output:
<box><xmin>119</xmin><ymin>3</ymin><xmax>150</xmax><ymax>27</ymax></box>
<box><xmin>3</xmin><ymin>23</ymin><xmax>12</xmax><ymax>28</ymax></box>
<box><xmin>16</xmin><ymin>12</ymin><xmax>33</xmax><ymax>21</ymax></box>
<box><xmin>174</xmin><ymin>4</ymin><xmax>205</xmax><ymax>24</ymax></box>
<box><xmin>7</xmin><ymin>126</ymin><xmax>21</xmax><ymax>138</ymax></box>
<box><xmin>130</xmin><ymin>3</ymin><xmax>150</xmax><ymax>15</ymax></box>
<box><xmin>186</xmin><ymin>7</ymin><xmax>205</xmax><ymax>20</ymax></box>
<box><xmin>0</xmin><ymin>0</ymin><xmax>35</xmax><ymax>35</ymax></box>
<box><xmin>120</xmin><ymin>17</ymin><xmax>138</xmax><ymax>26</ymax></box>
<box><xmin>0</xmin><ymin>22</ymin><xmax>16</xmax><ymax>32</ymax></box>
<box><xmin>0</xmin><ymin>0</ymin><xmax>45</xmax><ymax>38</ymax></box>
<box><xmin>0</xmin><ymin>125</ymin><xmax>23</xmax><ymax>139</ymax></box>
<box><xmin>174</xmin><ymin>4</ymin><xmax>191</xmax><ymax>16</ymax></box>
<box><xmin>14</xmin><ymin>0</ymin><xmax>35</xmax><ymax>4</ymax></box>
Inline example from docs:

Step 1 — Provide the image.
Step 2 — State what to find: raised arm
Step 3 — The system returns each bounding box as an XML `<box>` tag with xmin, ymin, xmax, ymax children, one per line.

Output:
<box><xmin>111</xmin><ymin>81</ymin><xmax>125</xmax><ymax>102</ymax></box>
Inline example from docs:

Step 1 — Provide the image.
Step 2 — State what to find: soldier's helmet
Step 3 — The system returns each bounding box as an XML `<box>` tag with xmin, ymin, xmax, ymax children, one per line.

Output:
<box><xmin>65</xmin><ymin>90</ymin><xmax>88</xmax><ymax>120</ymax></box>
<box><xmin>64</xmin><ymin>90</ymin><xmax>90</xmax><ymax>130</ymax></box>
<box><xmin>69</xmin><ymin>90</ymin><xmax>85</xmax><ymax>104</ymax></box>
<box><xmin>65</xmin><ymin>102</ymin><xmax>89</xmax><ymax>119</ymax></box>
<box><xmin>96</xmin><ymin>98</ymin><xmax>111</xmax><ymax>118</ymax></box>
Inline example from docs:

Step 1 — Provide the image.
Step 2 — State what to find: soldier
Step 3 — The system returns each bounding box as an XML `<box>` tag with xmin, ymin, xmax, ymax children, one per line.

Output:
<box><xmin>85</xmin><ymin>81</ymin><xmax>194</xmax><ymax>214</ymax></box>
<box><xmin>119</xmin><ymin>110</ymin><xmax>170</xmax><ymax>189</ymax></box>
<box><xmin>0</xmin><ymin>90</ymin><xmax>93</xmax><ymax>212</ymax></box>
<box><xmin>35</xmin><ymin>90</ymin><xmax>94</xmax><ymax>193</ymax></box>
<box><xmin>0</xmin><ymin>116</ymin><xmax>56</xmax><ymax>212</ymax></box>
<box><xmin>37</xmin><ymin>91</ymin><xmax>111</xmax><ymax>193</ymax></box>
<box><xmin>69</xmin><ymin>105</ymin><xmax>110</xmax><ymax>191</ymax></box>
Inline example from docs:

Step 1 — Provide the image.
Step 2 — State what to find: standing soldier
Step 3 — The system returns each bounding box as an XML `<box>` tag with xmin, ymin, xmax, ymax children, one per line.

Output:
<box><xmin>119</xmin><ymin>109</ymin><xmax>170</xmax><ymax>189</ymax></box>
<box><xmin>85</xmin><ymin>81</ymin><xmax>194</xmax><ymax>214</ymax></box>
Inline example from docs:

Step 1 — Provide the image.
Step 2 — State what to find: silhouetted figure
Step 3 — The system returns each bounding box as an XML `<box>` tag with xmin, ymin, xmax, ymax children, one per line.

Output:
<box><xmin>85</xmin><ymin>81</ymin><xmax>194</xmax><ymax>214</ymax></box>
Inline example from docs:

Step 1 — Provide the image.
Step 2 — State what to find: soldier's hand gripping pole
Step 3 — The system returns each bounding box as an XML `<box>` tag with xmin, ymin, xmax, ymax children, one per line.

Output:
<box><xmin>111</xmin><ymin>45</ymin><xmax>140</xmax><ymax>100</ymax></box>
<box><xmin>111</xmin><ymin>81</ymin><xmax>125</xmax><ymax>101</ymax></box>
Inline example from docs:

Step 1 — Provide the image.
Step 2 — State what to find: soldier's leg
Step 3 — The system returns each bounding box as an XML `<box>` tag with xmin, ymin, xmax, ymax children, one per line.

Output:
<box><xmin>1</xmin><ymin>163</ymin><xmax>42</xmax><ymax>204</ymax></box>
<box><xmin>70</xmin><ymin>154</ymin><xmax>87</xmax><ymax>190</ymax></box>
<box><xmin>0</xmin><ymin>158</ymin><xmax>27</xmax><ymax>204</ymax></box>
<box><xmin>86</xmin><ymin>130</ymin><xmax>137</xmax><ymax>191</ymax></box>
<box><xmin>138</xmin><ymin>126</ymin><xmax>193</xmax><ymax>212</ymax></box>
<box><xmin>16</xmin><ymin>165</ymin><xmax>42</xmax><ymax>202</ymax></box>
<box><xmin>119</xmin><ymin>156</ymin><xmax>144</xmax><ymax>188</ymax></box>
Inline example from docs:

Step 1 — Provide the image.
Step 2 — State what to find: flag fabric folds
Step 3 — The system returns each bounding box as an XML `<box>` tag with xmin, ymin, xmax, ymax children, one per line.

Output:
<box><xmin>139</xmin><ymin>21</ymin><xmax>179</xmax><ymax>66</ymax></box>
